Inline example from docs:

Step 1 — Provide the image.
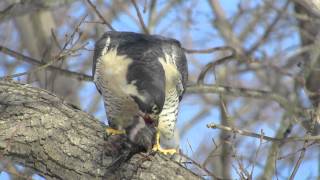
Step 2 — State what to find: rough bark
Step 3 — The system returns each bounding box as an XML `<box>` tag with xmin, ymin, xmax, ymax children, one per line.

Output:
<box><xmin>0</xmin><ymin>80</ymin><xmax>201</xmax><ymax>180</ymax></box>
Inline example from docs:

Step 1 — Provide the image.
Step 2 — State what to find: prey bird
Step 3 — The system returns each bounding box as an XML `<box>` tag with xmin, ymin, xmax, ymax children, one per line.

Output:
<box><xmin>92</xmin><ymin>31</ymin><xmax>188</xmax><ymax>155</ymax></box>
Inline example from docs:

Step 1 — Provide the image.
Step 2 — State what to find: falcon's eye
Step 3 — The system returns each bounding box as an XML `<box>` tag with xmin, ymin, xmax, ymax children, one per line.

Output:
<box><xmin>151</xmin><ymin>105</ymin><xmax>160</xmax><ymax>114</ymax></box>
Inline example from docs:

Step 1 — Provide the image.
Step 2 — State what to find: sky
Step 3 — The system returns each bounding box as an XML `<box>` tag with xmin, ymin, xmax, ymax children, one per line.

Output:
<box><xmin>0</xmin><ymin>0</ymin><xmax>318</xmax><ymax>179</ymax></box>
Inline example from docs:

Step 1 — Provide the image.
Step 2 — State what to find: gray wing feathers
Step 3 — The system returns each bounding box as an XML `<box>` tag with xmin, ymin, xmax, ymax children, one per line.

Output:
<box><xmin>92</xmin><ymin>31</ymin><xmax>188</xmax><ymax>100</ymax></box>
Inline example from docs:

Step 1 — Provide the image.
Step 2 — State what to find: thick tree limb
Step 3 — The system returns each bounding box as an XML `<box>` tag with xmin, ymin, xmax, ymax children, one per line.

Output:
<box><xmin>293</xmin><ymin>0</ymin><xmax>320</xmax><ymax>18</ymax></box>
<box><xmin>0</xmin><ymin>80</ymin><xmax>201</xmax><ymax>180</ymax></box>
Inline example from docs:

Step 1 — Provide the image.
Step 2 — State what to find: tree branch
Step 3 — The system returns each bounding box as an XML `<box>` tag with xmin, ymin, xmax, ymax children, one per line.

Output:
<box><xmin>293</xmin><ymin>0</ymin><xmax>320</xmax><ymax>18</ymax></box>
<box><xmin>0</xmin><ymin>45</ymin><xmax>93</xmax><ymax>81</ymax></box>
<box><xmin>0</xmin><ymin>80</ymin><xmax>201</xmax><ymax>180</ymax></box>
<box><xmin>186</xmin><ymin>84</ymin><xmax>306</xmax><ymax>118</ymax></box>
<box><xmin>86</xmin><ymin>0</ymin><xmax>116</xmax><ymax>31</ymax></box>
<box><xmin>207</xmin><ymin>123</ymin><xmax>320</xmax><ymax>142</ymax></box>
<box><xmin>131</xmin><ymin>0</ymin><xmax>150</xmax><ymax>35</ymax></box>
<box><xmin>0</xmin><ymin>0</ymin><xmax>76</xmax><ymax>21</ymax></box>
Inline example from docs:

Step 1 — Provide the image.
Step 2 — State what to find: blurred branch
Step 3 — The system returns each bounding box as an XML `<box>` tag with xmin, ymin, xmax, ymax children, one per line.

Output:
<box><xmin>0</xmin><ymin>0</ymin><xmax>75</xmax><ymax>21</ymax></box>
<box><xmin>277</xmin><ymin>142</ymin><xmax>316</xmax><ymax>161</ymax></box>
<box><xmin>183</xmin><ymin>46</ymin><xmax>234</xmax><ymax>54</ymax></box>
<box><xmin>131</xmin><ymin>0</ymin><xmax>150</xmax><ymax>34</ymax></box>
<box><xmin>261</xmin><ymin>119</ymin><xmax>293</xmax><ymax>179</ymax></box>
<box><xmin>292</xmin><ymin>0</ymin><xmax>320</xmax><ymax>18</ymax></box>
<box><xmin>195</xmin><ymin>47</ymin><xmax>236</xmax><ymax>84</ymax></box>
<box><xmin>183</xmin><ymin>45</ymin><xmax>236</xmax><ymax>85</ymax></box>
<box><xmin>179</xmin><ymin>152</ymin><xmax>222</xmax><ymax>179</ymax></box>
<box><xmin>1</xmin><ymin>15</ymin><xmax>93</xmax><ymax>82</ymax></box>
<box><xmin>238</xmin><ymin>2</ymin><xmax>270</xmax><ymax>41</ymax></box>
<box><xmin>288</xmin><ymin>140</ymin><xmax>308</xmax><ymax>180</ymax></box>
<box><xmin>207</xmin><ymin>123</ymin><xmax>320</xmax><ymax>142</ymax></box>
<box><xmin>148</xmin><ymin>0</ymin><xmax>183</xmax><ymax>32</ymax></box>
<box><xmin>208</xmin><ymin>0</ymin><xmax>244</xmax><ymax>55</ymax></box>
<box><xmin>186</xmin><ymin>84</ymin><xmax>305</xmax><ymax>117</ymax></box>
<box><xmin>250</xmin><ymin>134</ymin><xmax>263</xmax><ymax>179</ymax></box>
<box><xmin>0</xmin><ymin>45</ymin><xmax>92</xmax><ymax>81</ymax></box>
<box><xmin>147</xmin><ymin>0</ymin><xmax>157</xmax><ymax>31</ymax></box>
<box><xmin>180</xmin><ymin>109</ymin><xmax>210</xmax><ymax>138</ymax></box>
<box><xmin>217</xmin><ymin>95</ymin><xmax>232</xmax><ymax>179</ymax></box>
<box><xmin>246</xmin><ymin>1</ymin><xmax>290</xmax><ymax>55</ymax></box>
<box><xmin>86</xmin><ymin>0</ymin><xmax>116</xmax><ymax>31</ymax></box>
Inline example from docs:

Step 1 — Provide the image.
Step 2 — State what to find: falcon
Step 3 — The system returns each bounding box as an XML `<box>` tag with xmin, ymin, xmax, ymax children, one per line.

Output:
<box><xmin>92</xmin><ymin>31</ymin><xmax>188</xmax><ymax>154</ymax></box>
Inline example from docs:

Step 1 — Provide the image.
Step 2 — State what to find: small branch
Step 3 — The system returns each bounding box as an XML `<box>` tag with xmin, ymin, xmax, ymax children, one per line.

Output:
<box><xmin>86</xmin><ymin>0</ymin><xmax>116</xmax><ymax>31</ymax></box>
<box><xmin>250</xmin><ymin>130</ymin><xmax>264</xmax><ymax>178</ymax></box>
<box><xmin>278</xmin><ymin>142</ymin><xmax>316</xmax><ymax>160</ymax></box>
<box><xmin>183</xmin><ymin>46</ymin><xmax>236</xmax><ymax>85</ymax></box>
<box><xmin>208</xmin><ymin>0</ymin><xmax>243</xmax><ymax>54</ymax></box>
<box><xmin>1</xmin><ymin>15</ymin><xmax>92</xmax><ymax>81</ymax></box>
<box><xmin>0</xmin><ymin>45</ymin><xmax>92</xmax><ymax>81</ymax></box>
<box><xmin>289</xmin><ymin>140</ymin><xmax>308</xmax><ymax>180</ymax></box>
<box><xmin>183</xmin><ymin>46</ymin><xmax>235</xmax><ymax>54</ymax></box>
<box><xmin>246</xmin><ymin>1</ymin><xmax>290</xmax><ymax>55</ymax></box>
<box><xmin>131</xmin><ymin>0</ymin><xmax>150</xmax><ymax>34</ymax></box>
<box><xmin>207</xmin><ymin>123</ymin><xmax>320</xmax><ymax>142</ymax></box>
<box><xmin>208</xmin><ymin>0</ymin><xmax>255</xmax><ymax>63</ymax></box>
<box><xmin>179</xmin><ymin>152</ymin><xmax>222</xmax><ymax>179</ymax></box>
<box><xmin>197</xmin><ymin>50</ymin><xmax>236</xmax><ymax>84</ymax></box>
<box><xmin>186</xmin><ymin>84</ymin><xmax>306</xmax><ymax>118</ymax></box>
<box><xmin>207</xmin><ymin>123</ymin><xmax>279</xmax><ymax>142</ymax></box>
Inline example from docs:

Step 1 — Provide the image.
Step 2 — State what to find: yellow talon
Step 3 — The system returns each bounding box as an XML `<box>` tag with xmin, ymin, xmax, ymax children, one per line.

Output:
<box><xmin>106</xmin><ymin>127</ymin><xmax>125</xmax><ymax>136</ymax></box>
<box><xmin>152</xmin><ymin>131</ymin><xmax>177</xmax><ymax>155</ymax></box>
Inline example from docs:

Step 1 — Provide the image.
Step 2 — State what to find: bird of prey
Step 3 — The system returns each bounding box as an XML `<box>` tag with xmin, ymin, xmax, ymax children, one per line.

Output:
<box><xmin>92</xmin><ymin>31</ymin><xmax>188</xmax><ymax>155</ymax></box>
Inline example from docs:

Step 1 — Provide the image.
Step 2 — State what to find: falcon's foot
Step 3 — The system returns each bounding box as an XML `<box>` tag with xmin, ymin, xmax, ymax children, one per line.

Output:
<box><xmin>106</xmin><ymin>127</ymin><xmax>125</xmax><ymax>136</ymax></box>
<box><xmin>152</xmin><ymin>131</ymin><xmax>177</xmax><ymax>155</ymax></box>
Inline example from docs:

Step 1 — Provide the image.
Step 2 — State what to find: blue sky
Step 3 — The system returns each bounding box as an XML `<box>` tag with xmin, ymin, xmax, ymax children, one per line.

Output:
<box><xmin>0</xmin><ymin>1</ymin><xmax>318</xmax><ymax>179</ymax></box>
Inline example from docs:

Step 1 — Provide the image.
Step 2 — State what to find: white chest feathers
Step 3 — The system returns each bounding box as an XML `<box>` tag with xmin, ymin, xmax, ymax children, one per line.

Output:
<box><xmin>157</xmin><ymin>57</ymin><xmax>182</xmax><ymax>140</ymax></box>
<box><xmin>94</xmin><ymin>48</ymin><xmax>143</xmax><ymax>127</ymax></box>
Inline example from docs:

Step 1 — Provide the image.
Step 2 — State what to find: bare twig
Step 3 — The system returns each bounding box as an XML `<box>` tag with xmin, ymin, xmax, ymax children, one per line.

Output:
<box><xmin>196</xmin><ymin>48</ymin><xmax>236</xmax><ymax>84</ymax></box>
<box><xmin>247</xmin><ymin>1</ymin><xmax>290</xmax><ymax>54</ymax></box>
<box><xmin>183</xmin><ymin>46</ymin><xmax>236</xmax><ymax>85</ymax></box>
<box><xmin>86</xmin><ymin>0</ymin><xmax>116</xmax><ymax>31</ymax></box>
<box><xmin>207</xmin><ymin>123</ymin><xmax>320</xmax><ymax>142</ymax></box>
<box><xmin>0</xmin><ymin>16</ymin><xmax>92</xmax><ymax>81</ymax></box>
<box><xmin>278</xmin><ymin>142</ymin><xmax>317</xmax><ymax>160</ymax></box>
<box><xmin>183</xmin><ymin>46</ymin><xmax>235</xmax><ymax>54</ymax></box>
<box><xmin>250</xmin><ymin>130</ymin><xmax>264</xmax><ymax>178</ymax></box>
<box><xmin>131</xmin><ymin>0</ymin><xmax>150</xmax><ymax>34</ymax></box>
<box><xmin>208</xmin><ymin>0</ymin><xmax>244</xmax><ymax>54</ymax></box>
<box><xmin>186</xmin><ymin>84</ymin><xmax>306</xmax><ymax>118</ymax></box>
<box><xmin>0</xmin><ymin>45</ymin><xmax>92</xmax><ymax>81</ymax></box>
<box><xmin>289</xmin><ymin>140</ymin><xmax>308</xmax><ymax>180</ymax></box>
<box><xmin>202</xmin><ymin>138</ymin><xmax>221</xmax><ymax>168</ymax></box>
<box><xmin>179</xmin><ymin>152</ymin><xmax>223</xmax><ymax>179</ymax></box>
<box><xmin>180</xmin><ymin>109</ymin><xmax>210</xmax><ymax>138</ymax></box>
<box><xmin>51</xmin><ymin>29</ymin><xmax>62</xmax><ymax>50</ymax></box>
